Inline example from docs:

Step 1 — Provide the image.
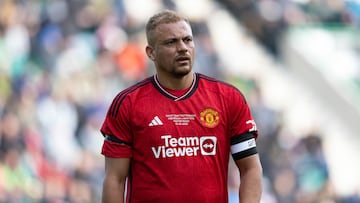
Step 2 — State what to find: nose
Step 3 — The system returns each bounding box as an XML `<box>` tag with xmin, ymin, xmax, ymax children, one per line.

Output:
<box><xmin>177</xmin><ymin>40</ymin><xmax>188</xmax><ymax>52</ymax></box>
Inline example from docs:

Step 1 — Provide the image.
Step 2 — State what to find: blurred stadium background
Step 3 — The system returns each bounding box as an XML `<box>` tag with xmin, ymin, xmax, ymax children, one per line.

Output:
<box><xmin>0</xmin><ymin>0</ymin><xmax>359</xmax><ymax>202</ymax></box>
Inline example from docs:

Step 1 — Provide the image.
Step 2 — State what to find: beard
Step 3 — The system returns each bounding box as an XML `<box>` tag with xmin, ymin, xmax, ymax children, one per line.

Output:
<box><xmin>171</xmin><ymin>66</ymin><xmax>192</xmax><ymax>78</ymax></box>
<box><xmin>155</xmin><ymin>60</ymin><xmax>193</xmax><ymax>79</ymax></box>
<box><xmin>170</xmin><ymin>60</ymin><xmax>193</xmax><ymax>78</ymax></box>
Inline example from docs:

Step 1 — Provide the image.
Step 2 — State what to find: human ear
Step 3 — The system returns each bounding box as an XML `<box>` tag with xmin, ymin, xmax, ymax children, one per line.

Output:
<box><xmin>146</xmin><ymin>46</ymin><xmax>155</xmax><ymax>61</ymax></box>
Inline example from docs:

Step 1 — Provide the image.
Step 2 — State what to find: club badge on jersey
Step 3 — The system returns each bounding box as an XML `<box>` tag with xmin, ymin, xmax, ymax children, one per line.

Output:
<box><xmin>200</xmin><ymin>108</ymin><xmax>220</xmax><ymax>128</ymax></box>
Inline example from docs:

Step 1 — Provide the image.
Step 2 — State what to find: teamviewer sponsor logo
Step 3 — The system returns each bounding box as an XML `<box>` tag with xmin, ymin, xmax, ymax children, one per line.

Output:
<box><xmin>152</xmin><ymin>135</ymin><xmax>217</xmax><ymax>158</ymax></box>
<box><xmin>200</xmin><ymin>136</ymin><xmax>217</xmax><ymax>155</ymax></box>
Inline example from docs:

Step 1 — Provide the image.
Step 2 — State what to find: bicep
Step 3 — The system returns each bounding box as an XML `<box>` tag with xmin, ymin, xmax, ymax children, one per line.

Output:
<box><xmin>102</xmin><ymin>157</ymin><xmax>130</xmax><ymax>203</ymax></box>
<box><xmin>104</xmin><ymin>157</ymin><xmax>130</xmax><ymax>182</ymax></box>
<box><xmin>234</xmin><ymin>153</ymin><xmax>263</xmax><ymax>202</ymax></box>
<box><xmin>235</xmin><ymin>154</ymin><xmax>262</xmax><ymax>176</ymax></box>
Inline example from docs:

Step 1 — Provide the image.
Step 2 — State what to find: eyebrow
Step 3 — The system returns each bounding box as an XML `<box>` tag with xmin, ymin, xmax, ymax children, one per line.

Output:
<box><xmin>162</xmin><ymin>35</ymin><xmax>193</xmax><ymax>43</ymax></box>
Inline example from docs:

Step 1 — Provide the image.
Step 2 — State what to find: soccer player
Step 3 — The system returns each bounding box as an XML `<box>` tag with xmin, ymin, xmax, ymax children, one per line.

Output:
<box><xmin>100</xmin><ymin>10</ymin><xmax>263</xmax><ymax>203</ymax></box>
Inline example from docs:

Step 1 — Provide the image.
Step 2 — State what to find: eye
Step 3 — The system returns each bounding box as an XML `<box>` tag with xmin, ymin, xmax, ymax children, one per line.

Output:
<box><xmin>165</xmin><ymin>39</ymin><xmax>176</xmax><ymax>45</ymax></box>
<box><xmin>184</xmin><ymin>37</ymin><xmax>193</xmax><ymax>43</ymax></box>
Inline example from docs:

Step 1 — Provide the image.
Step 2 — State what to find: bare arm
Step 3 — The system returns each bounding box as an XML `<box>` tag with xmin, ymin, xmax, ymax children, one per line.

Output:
<box><xmin>235</xmin><ymin>154</ymin><xmax>263</xmax><ymax>203</ymax></box>
<box><xmin>102</xmin><ymin>157</ymin><xmax>130</xmax><ymax>203</ymax></box>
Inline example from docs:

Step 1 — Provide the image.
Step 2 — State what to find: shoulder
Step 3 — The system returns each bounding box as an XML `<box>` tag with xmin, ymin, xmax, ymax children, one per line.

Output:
<box><xmin>116</xmin><ymin>77</ymin><xmax>152</xmax><ymax>98</ymax></box>
<box><xmin>106</xmin><ymin>77</ymin><xmax>152</xmax><ymax>118</ymax></box>
<box><xmin>197</xmin><ymin>73</ymin><xmax>244</xmax><ymax>97</ymax></box>
<box><xmin>110</xmin><ymin>77</ymin><xmax>153</xmax><ymax>106</ymax></box>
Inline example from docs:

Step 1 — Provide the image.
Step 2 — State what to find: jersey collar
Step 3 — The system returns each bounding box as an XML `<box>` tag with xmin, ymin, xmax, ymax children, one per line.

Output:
<box><xmin>151</xmin><ymin>73</ymin><xmax>199</xmax><ymax>101</ymax></box>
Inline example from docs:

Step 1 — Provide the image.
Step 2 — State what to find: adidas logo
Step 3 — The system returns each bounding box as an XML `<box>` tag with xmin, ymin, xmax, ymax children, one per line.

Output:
<box><xmin>149</xmin><ymin>116</ymin><xmax>163</xmax><ymax>126</ymax></box>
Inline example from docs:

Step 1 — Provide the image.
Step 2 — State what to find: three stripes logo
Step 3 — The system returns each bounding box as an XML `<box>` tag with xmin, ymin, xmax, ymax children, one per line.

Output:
<box><xmin>149</xmin><ymin>116</ymin><xmax>163</xmax><ymax>126</ymax></box>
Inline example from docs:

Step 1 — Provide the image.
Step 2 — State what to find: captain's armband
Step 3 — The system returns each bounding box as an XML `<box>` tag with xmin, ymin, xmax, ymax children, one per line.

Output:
<box><xmin>230</xmin><ymin>133</ymin><xmax>257</xmax><ymax>160</ymax></box>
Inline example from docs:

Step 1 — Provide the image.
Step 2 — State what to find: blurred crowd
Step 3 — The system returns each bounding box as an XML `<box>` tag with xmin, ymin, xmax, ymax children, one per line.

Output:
<box><xmin>0</xmin><ymin>0</ymin><xmax>359</xmax><ymax>203</ymax></box>
<box><xmin>220</xmin><ymin>0</ymin><xmax>360</xmax><ymax>56</ymax></box>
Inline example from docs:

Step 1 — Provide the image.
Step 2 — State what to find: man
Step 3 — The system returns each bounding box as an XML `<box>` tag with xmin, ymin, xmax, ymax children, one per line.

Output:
<box><xmin>100</xmin><ymin>10</ymin><xmax>262</xmax><ymax>203</ymax></box>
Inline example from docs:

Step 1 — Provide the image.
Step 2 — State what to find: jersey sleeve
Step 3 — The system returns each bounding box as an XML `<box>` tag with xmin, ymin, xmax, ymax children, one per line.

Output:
<box><xmin>227</xmin><ymin>87</ymin><xmax>258</xmax><ymax>160</ymax></box>
<box><xmin>100</xmin><ymin>93</ymin><xmax>133</xmax><ymax>158</ymax></box>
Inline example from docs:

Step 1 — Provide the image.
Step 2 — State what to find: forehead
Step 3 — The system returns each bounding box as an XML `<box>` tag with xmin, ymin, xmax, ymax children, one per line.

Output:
<box><xmin>154</xmin><ymin>21</ymin><xmax>193</xmax><ymax>40</ymax></box>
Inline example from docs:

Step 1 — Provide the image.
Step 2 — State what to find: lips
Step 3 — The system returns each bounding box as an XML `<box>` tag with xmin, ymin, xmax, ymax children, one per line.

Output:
<box><xmin>175</xmin><ymin>56</ymin><xmax>191</xmax><ymax>62</ymax></box>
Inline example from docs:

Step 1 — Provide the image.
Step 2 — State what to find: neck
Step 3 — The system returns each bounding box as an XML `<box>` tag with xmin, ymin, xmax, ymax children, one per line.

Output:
<box><xmin>156</xmin><ymin>72</ymin><xmax>194</xmax><ymax>90</ymax></box>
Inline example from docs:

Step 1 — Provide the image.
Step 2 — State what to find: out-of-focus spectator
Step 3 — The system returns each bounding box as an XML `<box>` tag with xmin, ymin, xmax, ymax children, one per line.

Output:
<box><xmin>114</xmin><ymin>35</ymin><xmax>148</xmax><ymax>83</ymax></box>
<box><xmin>191</xmin><ymin>20</ymin><xmax>223</xmax><ymax>79</ymax></box>
<box><xmin>218</xmin><ymin>0</ymin><xmax>355</xmax><ymax>57</ymax></box>
<box><xmin>345</xmin><ymin>0</ymin><xmax>360</xmax><ymax>26</ymax></box>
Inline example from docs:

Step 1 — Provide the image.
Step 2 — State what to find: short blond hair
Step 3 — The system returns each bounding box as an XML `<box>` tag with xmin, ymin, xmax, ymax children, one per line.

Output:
<box><xmin>145</xmin><ymin>10</ymin><xmax>190</xmax><ymax>46</ymax></box>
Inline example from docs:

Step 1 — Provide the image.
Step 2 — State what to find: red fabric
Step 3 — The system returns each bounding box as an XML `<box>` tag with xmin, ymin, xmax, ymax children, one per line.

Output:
<box><xmin>100</xmin><ymin>73</ymin><xmax>257</xmax><ymax>203</ymax></box>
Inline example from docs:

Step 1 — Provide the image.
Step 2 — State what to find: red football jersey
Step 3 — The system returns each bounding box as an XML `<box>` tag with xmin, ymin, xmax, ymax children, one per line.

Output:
<box><xmin>100</xmin><ymin>73</ymin><xmax>258</xmax><ymax>203</ymax></box>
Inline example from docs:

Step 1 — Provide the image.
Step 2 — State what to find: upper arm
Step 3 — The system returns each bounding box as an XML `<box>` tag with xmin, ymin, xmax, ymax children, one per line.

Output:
<box><xmin>102</xmin><ymin>157</ymin><xmax>130</xmax><ymax>203</ymax></box>
<box><xmin>104</xmin><ymin>157</ymin><xmax>131</xmax><ymax>182</ymax></box>
<box><xmin>101</xmin><ymin>93</ymin><xmax>133</xmax><ymax>158</ymax></box>
<box><xmin>235</xmin><ymin>154</ymin><xmax>262</xmax><ymax>176</ymax></box>
<box><xmin>227</xmin><ymin>86</ymin><xmax>258</xmax><ymax>140</ymax></box>
<box><xmin>234</xmin><ymin>153</ymin><xmax>263</xmax><ymax>202</ymax></box>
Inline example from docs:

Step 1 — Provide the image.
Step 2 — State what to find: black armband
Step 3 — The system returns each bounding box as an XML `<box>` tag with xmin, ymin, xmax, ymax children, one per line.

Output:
<box><xmin>230</xmin><ymin>133</ymin><xmax>257</xmax><ymax>160</ymax></box>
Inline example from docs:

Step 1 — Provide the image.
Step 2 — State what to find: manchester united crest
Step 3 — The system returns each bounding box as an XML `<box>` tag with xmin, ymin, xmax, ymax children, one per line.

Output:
<box><xmin>200</xmin><ymin>108</ymin><xmax>219</xmax><ymax>128</ymax></box>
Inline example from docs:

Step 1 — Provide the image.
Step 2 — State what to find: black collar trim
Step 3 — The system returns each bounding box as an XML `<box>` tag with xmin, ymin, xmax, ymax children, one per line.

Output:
<box><xmin>151</xmin><ymin>73</ymin><xmax>199</xmax><ymax>101</ymax></box>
